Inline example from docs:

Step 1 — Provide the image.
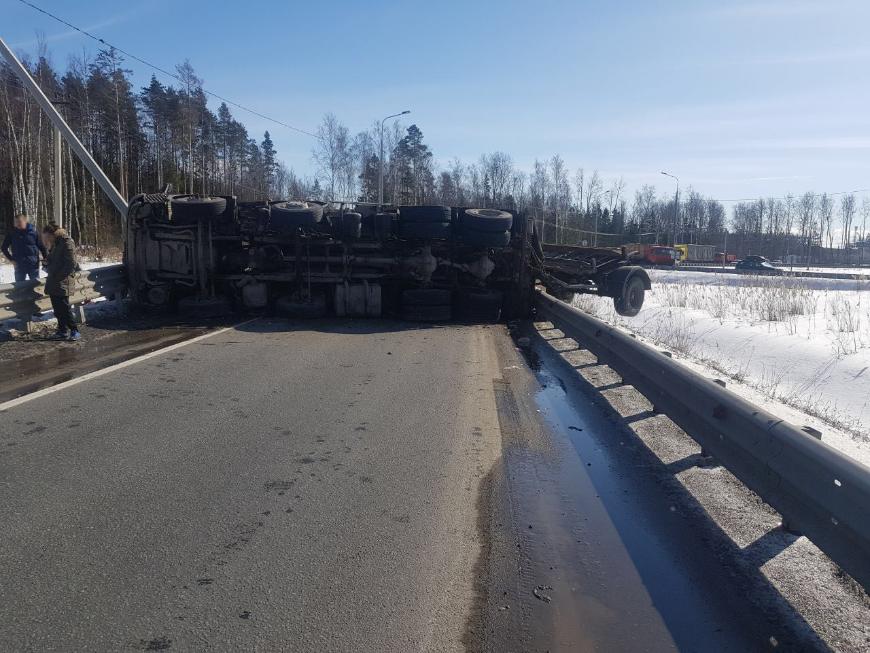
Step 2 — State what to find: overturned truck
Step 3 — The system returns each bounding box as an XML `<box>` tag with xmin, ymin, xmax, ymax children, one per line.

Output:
<box><xmin>125</xmin><ymin>194</ymin><xmax>649</xmax><ymax>321</ymax></box>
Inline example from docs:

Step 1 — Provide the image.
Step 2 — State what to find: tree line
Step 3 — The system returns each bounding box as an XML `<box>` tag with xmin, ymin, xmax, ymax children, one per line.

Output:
<box><xmin>1</xmin><ymin>45</ymin><xmax>287</xmax><ymax>252</ymax></box>
<box><xmin>309</xmin><ymin>111</ymin><xmax>869</xmax><ymax>261</ymax></box>
<box><xmin>1</xmin><ymin>43</ymin><xmax>868</xmax><ymax>262</ymax></box>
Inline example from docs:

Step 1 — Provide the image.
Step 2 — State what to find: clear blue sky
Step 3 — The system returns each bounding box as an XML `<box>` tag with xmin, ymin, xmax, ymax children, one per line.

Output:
<box><xmin>5</xmin><ymin>0</ymin><xmax>870</xmax><ymax>209</ymax></box>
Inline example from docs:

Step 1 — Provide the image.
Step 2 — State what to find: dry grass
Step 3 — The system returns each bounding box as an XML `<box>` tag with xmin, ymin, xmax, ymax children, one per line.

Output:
<box><xmin>569</xmin><ymin>277</ymin><xmax>870</xmax><ymax>438</ymax></box>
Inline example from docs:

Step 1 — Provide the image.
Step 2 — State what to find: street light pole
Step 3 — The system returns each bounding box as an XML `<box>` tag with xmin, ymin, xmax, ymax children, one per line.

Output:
<box><xmin>378</xmin><ymin>110</ymin><xmax>410</xmax><ymax>210</ymax></box>
<box><xmin>661</xmin><ymin>171</ymin><xmax>679</xmax><ymax>247</ymax></box>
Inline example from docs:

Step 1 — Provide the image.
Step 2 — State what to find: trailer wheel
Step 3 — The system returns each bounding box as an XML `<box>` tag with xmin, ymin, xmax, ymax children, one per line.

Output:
<box><xmin>461</xmin><ymin>208</ymin><xmax>513</xmax><ymax>232</ymax></box>
<box><xmin>614</xmin><ymin>276</ymin><xmax>645</xmax><ymax>317</ymax></box>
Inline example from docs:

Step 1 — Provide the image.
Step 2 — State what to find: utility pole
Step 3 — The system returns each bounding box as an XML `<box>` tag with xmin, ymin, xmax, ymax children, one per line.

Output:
<box><xmin>378</xmin><ymin>110</ymin><xmax>410</xmax><ymax>210</ymax></box>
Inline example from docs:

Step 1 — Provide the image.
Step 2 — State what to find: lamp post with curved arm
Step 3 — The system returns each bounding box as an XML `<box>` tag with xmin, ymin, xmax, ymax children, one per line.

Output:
<box><xmin>378</xmin><ymin>110</ymin><xmax>410</xmax><ymax>210</ymax></box>
<box><xmin>661</xmin><ymin>171</ymin><xmax>680</xmax><ymax>247</ymax></box>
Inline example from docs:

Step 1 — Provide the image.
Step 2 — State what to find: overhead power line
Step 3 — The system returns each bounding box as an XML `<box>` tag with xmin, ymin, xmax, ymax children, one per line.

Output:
<box><xmin>14</xmin><ymin>0</ymin><xmax>321</xmax><ymax>139</ymax></box>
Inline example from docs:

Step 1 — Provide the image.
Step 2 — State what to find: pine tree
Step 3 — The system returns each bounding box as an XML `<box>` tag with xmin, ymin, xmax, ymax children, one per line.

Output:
<box><xmin>261</xmin><ymin>131</ymin><xmax>277</xmax><ymax>197</ymax></box>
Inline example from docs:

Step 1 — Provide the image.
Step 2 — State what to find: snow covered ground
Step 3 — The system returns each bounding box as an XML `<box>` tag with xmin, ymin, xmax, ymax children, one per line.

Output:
<box><xmin>572</xmin><ymin>269</ymin><xmax>870</xmax><ymax>467</ymax></box>
<box><xmin>0</xmin><ymin>259</ymin><xmax>115</xmax><ymax>285</ymax></box>
<box><xmin>788</xmin><ymin>266</ymin><xmax>870</xmax><ymax>276</ymax></box>
<box><xmin>679</xmin><ymin>264</ymin><xmax>870</xmax><ymax>278</ymax></box>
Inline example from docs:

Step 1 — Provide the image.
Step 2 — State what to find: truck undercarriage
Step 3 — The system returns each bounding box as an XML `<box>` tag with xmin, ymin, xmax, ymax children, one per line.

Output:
<box><xmin>125</xmin><ymin>194</ymin><xmax>650</xmax><ymax>321</ymax></box>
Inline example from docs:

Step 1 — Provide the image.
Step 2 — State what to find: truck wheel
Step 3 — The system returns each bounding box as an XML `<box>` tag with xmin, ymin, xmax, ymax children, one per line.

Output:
<box><xmin>401</xmin><ymin>304</ymin><xmax>452</xmax><ymax>322</ymax></box>
<box><xmin>276</xmin><ymin>293</ymin><xmax>327</xmax><ymax>318</ymax></box>
<box><xmin>170</xmin><ymin>195</ymin><xmax>227</xmax><ymax>220</ymax></box>
<box><xmin>461</xmin><ymin>208</ymin><xmax>513</xmax><ymax>232</ymax></box>
<box><xmin>333</xmin><ymin>212</ymin><xmax>362</xmax><ymax>240</ymax></box>
<box><xmin>461</xmin><ymin>227</ymin><xmax>511</xmax><ymax>248</ymax></box>
<box><xmin>614</xmin><ymin>276</ymin><xmax>645</xmax><ymax>317</ymax></box>
<box><xmin>270</xmin><ymin>201</ymin><xmax>324</xmax><ymax>228</ymax></box>
<box><xmin>398</xmin><ymin>205</ymin><xmax>452</xmax><ymax>223</ymax></box>
<box><xmin>455</xmin><ymin>288</ymin><xmax>503</xmax><ymax>323</ymax></box>
<box><xmin>363</xmin><ymin>213</ymin><xmax>394</xmax><ymax>239</ymax></box>
<box><xmin>398</xmin><ymin>221</ymin><xmax>451</xmax><ymax>240</ymax></box>
<box><xmin>403</xmin><ymin>288</ymin><xmax>452</xmax><ymax>306</ymax></box>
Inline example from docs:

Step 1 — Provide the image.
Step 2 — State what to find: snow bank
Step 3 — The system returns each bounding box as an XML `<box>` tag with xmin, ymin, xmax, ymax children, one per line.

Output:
<box><xmin>573</xmin><ymin>274</ymin><xmax>870</xmax><ymax>468</ymax></box>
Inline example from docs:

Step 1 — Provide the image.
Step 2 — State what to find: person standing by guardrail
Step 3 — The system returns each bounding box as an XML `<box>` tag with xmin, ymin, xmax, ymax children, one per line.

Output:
<box><xmin>41</xmin><ymin>222</ymin><xmax>81</xmax><ymax>341</ymax></box>
<box><xmin>1</xmin><ymin>213</ymin><xmax>48</xmax><ymax>282</ymax></box>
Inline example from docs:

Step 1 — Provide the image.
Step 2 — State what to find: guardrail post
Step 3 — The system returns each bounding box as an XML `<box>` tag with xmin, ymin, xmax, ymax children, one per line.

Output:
<box><xmin>701</xmin><ymin>379</ymin><xmax>728</xmax><ymax>461</ymax></box>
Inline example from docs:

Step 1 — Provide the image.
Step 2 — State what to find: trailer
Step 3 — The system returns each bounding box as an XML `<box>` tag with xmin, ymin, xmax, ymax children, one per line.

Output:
<box><xmin>125</xmin><ymin>194</ymin><xmax>650</xmax><ymax>321</ymax></box>
<box><xmin>675</xmin><ymin>243</ymin><xmax>716</xmax><ymax>263</ymax></box>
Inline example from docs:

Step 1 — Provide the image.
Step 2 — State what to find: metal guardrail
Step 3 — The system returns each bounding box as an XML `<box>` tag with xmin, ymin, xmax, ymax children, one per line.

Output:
<box><xmin>0</xmin><ymin>264</ymin><xmax>127</xmax><ymax>323</ymax></box>
<box><xmin>535</xmin><ymin>289</ymin><xmax>870</xmax><ymax>591</ymax></box>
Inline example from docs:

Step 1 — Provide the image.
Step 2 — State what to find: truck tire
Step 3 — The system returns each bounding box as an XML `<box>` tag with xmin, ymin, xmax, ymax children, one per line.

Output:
<box><xmin>398</xmin><ymin>205</ymin><xmax>452</xmax><ymax>223</ymax></box>
<box><xmin>455</xmin><ymin>288</ymin><xmax>503</xmax><ymax>323</ymax></box>
<box><xmin>170</xmin><ymin>195</ymin><xmax>227</xmax><ymax>220</ymax></box>
<box><xmin>461</xmin><ymin>227</ymin><xmax>511</xmax><ymax>248</ymax></box>
<box><xmin>401</xmin><ymin>304</ymin><xmax>452</xmax><ymax>322</ymax></box>
<box><xmin>362</xmin><ymin>213</ymin><xmax>394</xmax><ymax>239</ymax></box>
<box><xmin>403</xmin><ymin>288</ymin><xmax>452</xmax><ymax>306</ymax></box>
<box><xmin>276</xmin><ymin>293</ymin><xmax>327</xmax><ymax>318</ymax></box>
<box><xmin>270</xmin><ymin>201</ymin><xmax>324</xmax><ymax>228</ymax></box>
<box><xmin>333</xmin><ymin>212</ymin><xmax>362</xmax><ymax>240</ymax></box>
<box><xmin>398</xmin><ymin>221</ymin><xmax>451</xmax><ymax>240</ymax></box>
<box><xmin>614</xmin><ymin>275</ymin><xmax>645</xmax><ymax>317</ymax></box>
<box><xmin>461</xmin><ymin>208</ymin><xmax>513</xmax><ymax>232</ymax></box>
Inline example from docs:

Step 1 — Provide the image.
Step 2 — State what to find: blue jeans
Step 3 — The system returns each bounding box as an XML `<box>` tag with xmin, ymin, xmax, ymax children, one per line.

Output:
<box><xmin>14</xmin><ymin>264</ymin><xmax>40</xmax><ymax>283</ymax></box>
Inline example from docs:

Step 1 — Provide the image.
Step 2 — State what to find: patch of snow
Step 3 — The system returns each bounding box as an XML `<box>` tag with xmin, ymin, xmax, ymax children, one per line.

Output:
<box><xmin>573</xmin><ymin>272</ymin><xmax>870</xmax><ymax>468</ymax></box>
<box><xmin>0</xmin><ymin>258</ymin><xmax>116</xmax><ymax>285</ymax></box>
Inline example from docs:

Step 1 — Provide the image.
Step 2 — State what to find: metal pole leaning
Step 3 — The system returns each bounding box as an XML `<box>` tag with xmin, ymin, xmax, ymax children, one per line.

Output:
<box><xmin>54</xmin><ymin>127</ymin><xmax>62</xmax><ymax>228</ymax></box>
<box><xmin>0</xmin><ymin>37</ymin><xmax>128</xmax><ymax>233</ymax></box>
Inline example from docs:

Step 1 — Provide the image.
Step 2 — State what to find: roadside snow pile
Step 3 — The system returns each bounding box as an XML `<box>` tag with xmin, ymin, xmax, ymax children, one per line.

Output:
<box><xmin>573</xmin><ymin>270</ymin><xmax>870</xmax><ymax>467</ymax></box>
<box><xmin>0</xmin><ymin>258</ymin><xmax>116</xmax><ymax>285</ymax></box>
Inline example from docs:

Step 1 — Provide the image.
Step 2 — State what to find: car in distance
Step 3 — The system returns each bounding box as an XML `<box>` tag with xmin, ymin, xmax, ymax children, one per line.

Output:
<box><xmin>735</xmin><ymin>256</ymin><xmax>782</xmax><ymax>274</ymax></box>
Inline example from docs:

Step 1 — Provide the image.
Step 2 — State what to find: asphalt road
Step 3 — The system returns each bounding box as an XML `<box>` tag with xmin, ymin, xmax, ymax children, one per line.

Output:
<box><xmin>0</xmin><ymin>318</ymin><xmax>824</xmax><ymax>651</ymax></box>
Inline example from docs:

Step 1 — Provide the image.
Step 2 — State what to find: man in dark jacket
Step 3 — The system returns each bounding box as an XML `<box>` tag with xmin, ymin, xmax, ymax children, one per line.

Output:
<box><xmin>41</xmin><ymin>222</ymin><xmax>81</xmax><ymax>341</ymax></box>
<box><xmin>2</xmin><ymin>213</ymin><xmax>48</xmax><ymax>282</ymax></box>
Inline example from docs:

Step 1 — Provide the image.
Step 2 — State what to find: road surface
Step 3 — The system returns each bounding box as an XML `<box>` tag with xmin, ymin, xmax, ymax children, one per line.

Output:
<box><xmin>0</xmin><ymin>319</ymin><xmax>824</xmax><ymax>651</ymax></box>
